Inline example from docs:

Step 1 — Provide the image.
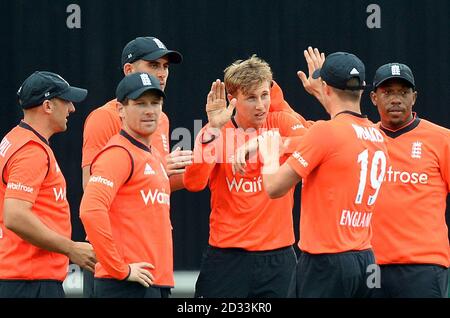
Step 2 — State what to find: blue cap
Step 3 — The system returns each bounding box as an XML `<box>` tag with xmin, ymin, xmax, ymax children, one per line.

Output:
<box><xmin>121</xmin><ymin>37</ymin><xmax>183</xmax><ymax>66</ymax></box>
<box><xmin>312</xmin><ymin>52</ymin><xmax>366</xmax><ymax>90</ymax></box>
<box><xmin>373</xmin><ymin>63</ymin><xmax>415</xmax><ymax>89</ymax></box>
<box><xmin>17</xmin><ymin>71</ymin><xmax>88</xmax><ymax>109</ymax></box>
<box><xmin>116</xmin><ymin>72</ymin><xmax>166</xmax><ymax>103</ymax></box>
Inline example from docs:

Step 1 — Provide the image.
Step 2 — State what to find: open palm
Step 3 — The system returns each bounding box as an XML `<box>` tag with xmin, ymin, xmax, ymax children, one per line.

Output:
<box><xmin>297</xmin><ymin>46</ymin><xmax>326</xmax><ymax>102</ymax></box>
<box><xmin>206</xmin><ymin>79</ymin><xmax>236</xmax><ymax>129</ymax></box>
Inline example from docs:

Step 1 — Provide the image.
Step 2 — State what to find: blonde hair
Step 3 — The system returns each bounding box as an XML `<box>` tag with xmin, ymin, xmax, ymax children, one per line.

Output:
<box><xmin>224</xmin><ymin>54</ymin><xmax>273</xmax><ymax>96</ymax></box>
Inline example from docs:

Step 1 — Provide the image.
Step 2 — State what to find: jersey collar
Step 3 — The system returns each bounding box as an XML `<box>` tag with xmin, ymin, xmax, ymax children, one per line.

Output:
<box><xmin>120</xmin><ymin>129</ymin><xmax>152</xmax><ymax>153</ymax></box>
<box><xmin>19</xmin><ymin>121</ymin><xmax>49</xmax><ymax>145</ymax></box>
<box><xmin>231</xmin><ymin>116</ymin><xmax>239</xmax><ymax>128</ymax></box>
<box><xmin>380</xmin><ymin>112</ymin><xmax>421</xmax><ymax>138</ymax></box>
<box><xmin>333</xmin><ymin>110</ymin><xmax>367</xmax><ymax>119</ymax></box>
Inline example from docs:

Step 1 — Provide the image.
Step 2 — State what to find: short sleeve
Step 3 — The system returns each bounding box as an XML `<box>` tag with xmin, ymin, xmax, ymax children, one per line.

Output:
<box><xmin>286</xmin><ymin>121</ymin><xmax>330</xmax><ymax>179</ymax></box>
<box><xmin>4</xmin><ymin>143</ymin><xmax>48</xmax><ymax>204</ymax></box>
<box><xmin>276</xmin><ymin>112</ymin><xmax>308</xmax><ymax>137</ymax></box>
<box><xmin>82</xmin><ymin>107</ymin><xmax>121</xmax><ymax>167</ymax></box>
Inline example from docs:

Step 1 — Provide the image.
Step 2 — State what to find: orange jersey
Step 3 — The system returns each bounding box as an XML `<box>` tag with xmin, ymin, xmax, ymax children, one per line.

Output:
<box><xmin>184</xmin><ymin>111</ymin><xmax>308</xmax><ymax>251</ymax></box>
<box><xmin>80</xmin><ymin>130</ymin><xmax>173</xmax><ymax>287</ymax></box>
<box><xmin>82</xmin><ymin>99</ymin><xmax>170</xmax><ymax>167</ymax></box>
<box><xmin>371</xmin><ymin>115</ymin><xmax>450</xmax><ymax>267</ymax></box>
<box><xmin>0</xmin><ymin>122</ymin><xmax>71</xmax><ymax>281</ymax></box>
<box><xmin>270</xmin><ymin>81</ymin><xmax>314</xmax><ymax>128</ymax></box>
<box><xmin>286</xmin><ymin>112</ymin><xmax>389</xmax><ymax>254</ymax></box>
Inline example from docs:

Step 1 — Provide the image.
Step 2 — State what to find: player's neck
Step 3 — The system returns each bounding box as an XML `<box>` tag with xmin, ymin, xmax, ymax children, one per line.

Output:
<box><xmin>234</xmin><ymin>114</ymin><xmax>262</xmax><ymax>130</ymax></box>
<box><xmin>22</xmin><ymin>116</ymin><xmax>53</xmax><ymax>140</ymax></box>
<box><xmin>122</xmin><ymin>127</ymin><xmax>152</xmax><ymax>148</ymax></box>
<box><xmin>329</xmin><ymin>102</ymin><xmax>361</xmax><ymax>119</ymax></box>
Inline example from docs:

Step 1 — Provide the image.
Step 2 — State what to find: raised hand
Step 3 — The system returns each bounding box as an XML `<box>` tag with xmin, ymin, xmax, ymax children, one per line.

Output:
<box><xmin>206</xmin><ymin>79</ymin><xmax>237</xmax><ymax>129</ymax></box>
<box><xmin>297</xmin><ymin>47</ymin><xmax>326</xmax><ymax>102</ymax></box>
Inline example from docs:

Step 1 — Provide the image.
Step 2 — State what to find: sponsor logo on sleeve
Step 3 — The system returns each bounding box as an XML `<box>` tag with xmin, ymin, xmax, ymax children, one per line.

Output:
<box><xmin>88</xmin><ymin>175</ymin><xmax>114</xmax><ymax>188</ymax></box>
<box><xmin>292</xmin><ymin>151</ymin><xmax>309</xmax><ymax>168</ymax></box>
<box><xmin>6</xmin><ymin>182</ymin><xmax>34</xmax><ymax>193</ymax></box>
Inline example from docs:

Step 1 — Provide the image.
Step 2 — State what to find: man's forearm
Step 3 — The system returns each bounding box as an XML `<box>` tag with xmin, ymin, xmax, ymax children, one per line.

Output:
<box><xmin>4</xmin><ymin>199</ymin><xmax>73</xmax><ymax>256</ymax></box>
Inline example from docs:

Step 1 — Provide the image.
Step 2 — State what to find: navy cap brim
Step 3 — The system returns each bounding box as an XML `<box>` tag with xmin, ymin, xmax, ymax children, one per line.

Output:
<box><xmin>141</xmin><ymin>50</ymin><xmax>183</xmax><ymax>64</ymax></box>
<box><xmin>374</xmin><ymin>75</ymin><xmax>415</xmax><ymax>89</ymax></box>
<box><xmin>58</xmin><ymin>86</ymin><xmax>88</xmax><ymax>103</ymax></box>
<box><xmin>312</xmin><ymin>69</ymin><xmax>321</xmax><ymax>79</ymax></box>
<box><xmin>127</xmin><ymin>87</ymin><xmax>166</xmax><ymax>101</ymax></box>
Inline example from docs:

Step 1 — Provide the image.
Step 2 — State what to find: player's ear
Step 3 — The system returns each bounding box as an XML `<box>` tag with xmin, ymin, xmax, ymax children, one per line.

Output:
<box><xmin>370</xmin><ymin>91</ymin><xmax>377</xmax><ymax>106</ymax></box>
<box><xmin>117</xmin><ymin>101</ymin><xmax>125</xmax><ymax>119</ymax></box>
<box><xmin>411</xmin><ymin>90</ymin><xmax>417</xmax><ymax>107</ymax></box>
<box><xmin>123</xmin><ymin>63</ymin><xmax>134</xmax><ymax>76</ymax></box>
<box><xmin>322</xmin><ymin>81</ymin><xmax>331</xmax><ymax>96</ymax></box>
<box><xmin>227</xmin><ymin>93</ymin><xmax>234</xmax><ymax>103</ymax></box>
<box><xmin>42</xmin><ymin>100</ymin><xmax>53</xmax><ymax>114</ymax></box>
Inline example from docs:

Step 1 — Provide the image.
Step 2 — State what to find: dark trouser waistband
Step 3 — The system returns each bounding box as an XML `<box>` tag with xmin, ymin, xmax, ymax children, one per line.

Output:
<box><xmin>209</xmin><ymin>244</ymin><xmax>294</xmax><ymax>255</ymax></box>
<box><xmin>300</xmin><ymin>248</ymin><xmax>373</xmax><ymax>256</ymax></box>
<box><xmin>379</xmin><ymin>263</ymin><xmax>449</xmax><ymax>270</ymax></box>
